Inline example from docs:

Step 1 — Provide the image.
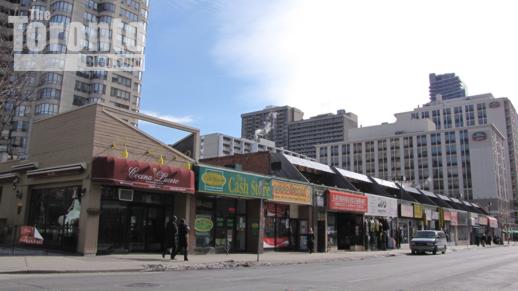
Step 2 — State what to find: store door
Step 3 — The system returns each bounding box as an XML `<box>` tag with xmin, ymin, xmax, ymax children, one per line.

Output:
<box><xmin>129</xmin><ymin>205</ymin><xmax>166</xmax><ymax>252</ymax></box>
<box><xmin>98</xmin><ymin>201</ymin><xmax>130</xmax><ymax>253</ymax></box>
<box><xmin>317</xmin><ymin>221</ymin><xmax>326</xmax><ymax>252</ymax></box>
<box><xmin>129</xmin><ymin>206</ymin><xmax>147</xmax><ymax>252</ymax></box>
<box><xmin>234</xmin><ymin>215</ymin><xmax>247</xmax><ymax>252</ymax></box>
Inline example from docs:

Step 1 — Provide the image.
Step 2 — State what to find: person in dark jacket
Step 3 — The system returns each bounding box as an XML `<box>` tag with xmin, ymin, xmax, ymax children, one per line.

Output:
<box><xmin>307</xmin><ymin>227</ymin><xmax>315</xmax><ymax>254</ymax></box>
<box><xmin>175</xmin><ymin>218</ymin><xmax>190</xmax><ymax>261</ymax></box>
<box><xmin>162</xmin><ymin>216</ymin><xmax>178</xmax><ymax>259</ymax></box>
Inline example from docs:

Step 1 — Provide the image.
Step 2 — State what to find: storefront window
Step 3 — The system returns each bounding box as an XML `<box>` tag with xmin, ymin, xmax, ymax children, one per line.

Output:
<box><xmin>327</xmin><ymin>213</ymin><xmax>337</xmax><ymax>248</ymax></box>
<box><xmin>98</xmin><ymin>187</ymin><xmax>175</xmax><ymax>253</ymax></box>
<box><xmin>28</xmin><ymin>186</ymin><xmax>82</xmax><ymax>251</ymax></box>
<box><xmin>264</xmin><ymin>203</ymin><xmax>291</xmax><ymax>250</ymax></box>
<box><xmin>195</xmin><ymin>196</ymin><xmax>246</xmax><ymax>253</ymax></box>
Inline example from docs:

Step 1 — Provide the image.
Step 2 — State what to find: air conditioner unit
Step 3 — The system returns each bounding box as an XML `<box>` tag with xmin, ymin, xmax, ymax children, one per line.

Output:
<box><xmin>118</xmin><ymin>188</ymin><xmax>134</xmax><ymax>202</ymax></box>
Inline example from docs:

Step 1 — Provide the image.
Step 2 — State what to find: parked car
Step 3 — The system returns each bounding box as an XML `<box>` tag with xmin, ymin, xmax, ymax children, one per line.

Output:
<box><xmin>410</xmin><ymin>230</ymin><xmax>447</xmax><ymax>255</ymax></box>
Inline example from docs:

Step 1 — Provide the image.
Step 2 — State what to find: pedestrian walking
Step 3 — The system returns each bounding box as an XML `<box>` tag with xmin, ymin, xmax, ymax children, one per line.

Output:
<box><xmin>175</xmin><ymin>218</ymin><xmax>190</xmax><ymax>261</ymax></box>
<box><xmin>162</xmin><ymin>216</ymin><xmax>178</xmax><ymax>259</ymax></box>
<box><xmin>395</xmin><ymin>227</ymin><xmax>402</xmax><ymax>249</ymax></box>
<box><xmin>481</xmin><ymin>233</ymin><xmax>487</xmax><ymax>247</ymax></box>
<box><xmin>307</xmin><ymin>227</ymin><xmax>315</xmax><ymax>254</ymax></box>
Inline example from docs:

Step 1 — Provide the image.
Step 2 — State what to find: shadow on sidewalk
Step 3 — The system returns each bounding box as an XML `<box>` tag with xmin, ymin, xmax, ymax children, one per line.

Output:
<box><xmin>0</xmin><ymin>246</ymin><xmax>75</xmax><ymax>257</ymax></box>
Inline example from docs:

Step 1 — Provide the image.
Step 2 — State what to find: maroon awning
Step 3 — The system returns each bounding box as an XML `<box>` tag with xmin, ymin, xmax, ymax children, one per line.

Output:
<box><xmin>92</xmin><ymin>156</ymin><xmax>195</xmax><ymax>193</ymax></box>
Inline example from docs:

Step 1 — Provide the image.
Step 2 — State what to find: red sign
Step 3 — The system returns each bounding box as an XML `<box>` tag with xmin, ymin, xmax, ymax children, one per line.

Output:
<box><xmin>327</xmin><ymin>190</ymin><xmax>368</xmax><ymax>213</ymax></box>
<box><xmin>18</xmin><ymin>226</ymin><xmax>43</xmax><ymax>245</ymax></box>
<box><xmin>92</xmin><ymin>156</ymin><xmax>195</xmax><ymax>193</ymax></box>
<box><xmin>444</xmin><ymin>211</ymin><xmax>452</xmax><ymax>221</ymax></box>
<box><xmin>450</xmin><ymin>212</ymin><xmax>458</xmax><ymax>226</ymax></box>
<box><xmin>488</xmin><ymin>216</ymin><xmax>498</xmax><ymax>228</ymax></box>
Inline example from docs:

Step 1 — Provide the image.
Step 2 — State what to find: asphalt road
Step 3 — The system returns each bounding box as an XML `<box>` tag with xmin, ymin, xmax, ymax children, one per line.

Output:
<box><xmin>1</xmin><ymin>246</ymin><xmax>517</xmax><ymax>291</ymax></box>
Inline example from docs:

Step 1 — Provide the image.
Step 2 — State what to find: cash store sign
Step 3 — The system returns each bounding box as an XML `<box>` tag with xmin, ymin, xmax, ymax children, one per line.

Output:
<box><xmin>197</xmin><ymin>166</ymin><xmax>272</xmax><ymax>199</ymax></box>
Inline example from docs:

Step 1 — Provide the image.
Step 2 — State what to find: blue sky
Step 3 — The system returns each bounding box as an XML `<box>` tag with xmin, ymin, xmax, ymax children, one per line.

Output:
<box><xmin>139</xmin><ymin>1</ymin><xmax>264</xmax><ymax>142</ymax></box>
<box><xmin>139</xmin><ymin>0</ymin><xmax>518</xmax><ymax>144</ymax></box>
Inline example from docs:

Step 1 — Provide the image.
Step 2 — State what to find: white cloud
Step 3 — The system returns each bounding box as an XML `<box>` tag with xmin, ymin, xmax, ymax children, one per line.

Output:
<box><xmin>140</xmin><ymin>110</ymin><xmax>194</xmax><ymax>124</ymax></box>
<box><xmin>213</xmin><ymin>0</ymin><xmax>518</xmax><ymax>126</ymax></box>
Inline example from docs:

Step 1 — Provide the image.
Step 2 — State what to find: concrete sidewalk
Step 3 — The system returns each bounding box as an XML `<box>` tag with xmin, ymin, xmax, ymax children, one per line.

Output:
<box><xmin>0</xmin><ymin>244</ymin><xmax>515</xmax><ymax>274</ymax></box>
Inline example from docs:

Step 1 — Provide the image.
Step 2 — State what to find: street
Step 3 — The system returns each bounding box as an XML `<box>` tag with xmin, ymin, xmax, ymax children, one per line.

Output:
<box><xmin>1</xmin><ymin>246</ymin><xmax>517</xmax><ymax>291</ymax></box>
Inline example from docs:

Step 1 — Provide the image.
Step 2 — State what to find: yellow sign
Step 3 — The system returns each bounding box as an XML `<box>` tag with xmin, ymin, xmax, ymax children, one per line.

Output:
<box><xmin>272</xmin><ymin>180</ymin><xmax>312</xmax><ymax>205</ymax></box>
<box><xmin>201</xmin><ymin>170</ymin><xmax>226</xmax><ymax>188</ymax></box>
<box><xmin>413</xmin><ymin>203</ymin><xmax>423</xmax><ymax>219</ymax></box>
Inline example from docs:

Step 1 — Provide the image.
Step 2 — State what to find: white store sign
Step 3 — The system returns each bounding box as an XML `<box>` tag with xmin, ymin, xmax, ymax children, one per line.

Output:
<box><xmin>365</xmin><ymin>194</ymin><xmax>398</xmax><ymax>217</ymax></box>
<box><xmin>400</xmin><ymin>203</ymin><xmax>414</xmax><ymax>218</ymax></box>
<box><xmin>425</xmin><ymin>208</ymin><xmax>433</xmax><ymax>221</ymax></box>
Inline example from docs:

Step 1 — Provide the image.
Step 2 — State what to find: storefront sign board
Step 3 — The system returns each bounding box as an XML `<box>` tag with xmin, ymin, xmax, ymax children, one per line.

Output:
<box><xmin>488</xmin><ymin>217</ymin><xmax>498</xmax><ymax>228</ymax></box>
<box><xmin>413</xmin><ymin>204</ymin><xmax>423</xmax><ymax>219</ymax></box>
<box><xmin>18</xmin><ymin>226</ymin><xmax>44</xmax><ymax>245</ymax></box>
<box><xmin>197</xmin><ymin>166</ymin><xmax>272</xmax><ymax>199</ymax></box>
<box><xmin>400</xmin><ymin>203</ymin><xmax>414</xmax><ymax>218</ymax></box>
<box><xmin>450</xmin><ymin>211</ymin><xmax>458</xmax><ymax>226</ymax></box>
<box><xmin>425</xmin><ymin>208</ymin><xmax>433</xmax><ymax>221</ymax></box>
<box><xmin>327</xmin><ymin>190</ymin><xmax>367</xmax><ymax>213</ymax></box>
<box><xmin>271</xmin><ymin>179</ymin><xmax>312</xmax><ymax>205</ymax></box>
<box><xmin>92</xmin><ymin>156</ymin><xmax>195</xmax><ymax>193</ymax></box>
<box><xmin>443</xmin><ymin>210</ymin><xmax>452</xmax><ymax>221</ymax></box>
<box><xmin>365</xmin><ymin>194</ymin><xmax>398</xmax><ymax>217</ymax></box>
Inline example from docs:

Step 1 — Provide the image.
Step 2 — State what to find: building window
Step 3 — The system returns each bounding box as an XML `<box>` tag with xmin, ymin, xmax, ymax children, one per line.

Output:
<box><xmin>40</xmin><ymin>73</ymin><xmax>63</xmax><ymax>85</ymax></box>
<box><xmin>443</xmin><ymin>108</ymin><xmax>452</xmax><ymax>129</ymax></box>
<box><xmin>432</xmin><ymin>110</ymin><xmax>441</xmax><ymax>129</ymax></box>
<box><xmin>341</xmin><ymin>144</ymin><xmax>351</xmax><ymax>170</ymax></box>
<box><xmin>27</xmin><ymin>186</ymin><xmax>82</xmax><ymax>251</ymax></box>
<box><xmin>454</xmin><ymin>106</ymin><xmax>464</xmax><ymax>127</ymax></box>
<box><xmin>73</xmin><ymin>95</ymin><xmax>90</xmax><ymax>106</ymax></box>
<box><xmin>51</xmin><ymin>1</ymin><xmax>73</xmax><ymax>13</ymax></box>
<box><xmin>112</xmin><ymin>74</ymin><xmax>132</xmax><ymax>88</ymax></box>
<box><xmin>477</xmin><ymin>103</ymin><xmax>487</xmax><ymax>125</ymax></box>
<box><xmin>465</xmin><ymin>105</ymin><xmax>475</xmax><ymax>126</ymax></box>
<box><xmin>39</xmin><ymin>88</ymin><xmax>61</xmax><ymax>100</ymax></box>
<box><xmin>110</xmin><ymin>87</ymin><xmax>131</xmax><ymax>100</ymax></box>
<box><xmin>35</xmin><ymin>103</ymin><xmax>59</xmax><ymax>115</ymax></box>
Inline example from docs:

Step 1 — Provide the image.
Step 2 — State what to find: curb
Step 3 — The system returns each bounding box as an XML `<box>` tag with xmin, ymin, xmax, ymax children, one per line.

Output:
<box><xmin>0</xmin><ymin>268</ymin><xmax>143</xmax><ymax>275</ymax></box>
<box><xmin>1</xmin><ymin>245</ymin><xmax>513</xmax><ymax>275</ymax></box>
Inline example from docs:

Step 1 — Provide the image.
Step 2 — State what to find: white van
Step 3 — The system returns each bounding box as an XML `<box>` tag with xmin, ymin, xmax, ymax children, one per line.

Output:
<box><xmin>410</xmin><ymin>230</ymin><xmax>448</xmax><ymax>255</ymax></box>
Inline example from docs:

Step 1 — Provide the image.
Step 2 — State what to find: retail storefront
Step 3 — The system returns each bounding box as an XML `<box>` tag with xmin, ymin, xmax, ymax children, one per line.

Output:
<box><xmin>453</xmin><ymin>211</ymin><xmax>470</xmax><ymax>245</ymax></box>
<box><xmin>424</xmin><ymin>207</ymin><xmax>439</xmax><ymax>230</ymax></box>
<box><xmin>398</xmin><ymin>203</ymin><xmax>414</xmax><ymax>244</ymax></box>
<box><xmin>470</xmin><ymin>213</ymin><xmax>480</xmax><ymax>244</ymax></box>
<box><xmin>488</xmin><ymin>216</ymin><xmax>499</xmax><ymax>239</ymax></box>
<box><xmin>0</xmin><ymin>104</ymin><xmax>201</xmax><ymax>255</ymax></box>
<box><xmin>413</xmin><ymin>203</ymin><xmax>425</xmax><ymax>231</ymax></box>
<box><xmin>313</xmin><ymin>185</ymin><xmax>328</xmax><ymax>253</ymax></box>
<box><xmin>264</xmin><ymin>179</ymin><xmax>312</xmax><ymax>251</ymax></box>
<box><xmin>326</xmin><ymin>190</ymin><xmax>367</xmax><ymax>251</ymax></box>
<box><xmin>195</xmin><ymin>165</ymin><xmax>271</xmax><ymax>253</ymax></box>
<box><xmin>27</xmin><ymin>185</ymin><xmax>83</xmax><ymax>252</ymax></box>
<box><xmin>364</xmin><ymin>194</ymin><xmax>398</xmax><ymax>250</ymax></box>
<box><xmin>91</xmin><ymin>156</ymin><xmax>195</xmax><ymax>253</ymax></box>
<box><xmin>442</xmin><ymin>209</ymin><xmax>454</xmax><ymax>242</ymax></box>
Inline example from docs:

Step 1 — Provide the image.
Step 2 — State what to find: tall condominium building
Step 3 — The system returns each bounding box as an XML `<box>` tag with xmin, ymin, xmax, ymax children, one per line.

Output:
<box><xmin>0</xmin><ymin>0</ymin><xmax>149</xmax><ymax>161</ymax></box>
<box><xmin>429</xmin><ymin>73</ymin><xmax>466</xmax><ymax>102</ymax></box>
<box><xmin>199</xmin><ymin>133</ymin><xmax>312</xmax><ymax>160</ymax></box>
<box><xmin>317</xmin><ymin>93</ymin><xmax>518</xmax><ymax>225</ymax></box>
<box><xmin>241</xmin><ymin>105</ymin><xmax>304</xmax><ymax>149</ymax></box>
<box><xmin>288</xmin><ymin>109</ymin><xmax>358</xmax><ymax>158</ymax></box>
